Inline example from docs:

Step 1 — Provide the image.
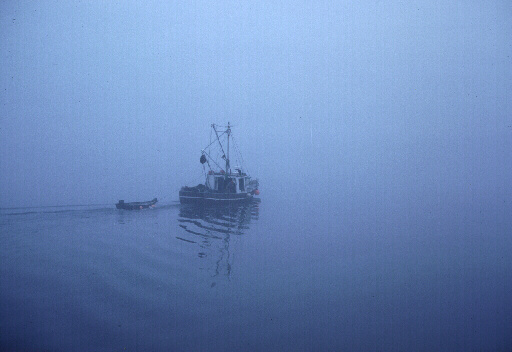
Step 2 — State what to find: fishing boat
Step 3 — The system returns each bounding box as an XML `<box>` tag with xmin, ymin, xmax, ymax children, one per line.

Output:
<box><xmin>179</xmin><ymin>123</ymin><xmax>259</xmax><ymax>204</ymax></box>
<box><xmin>116</xmin><ymin>198</ymin><xmax>158</xmax><ymax>210</ymax></box>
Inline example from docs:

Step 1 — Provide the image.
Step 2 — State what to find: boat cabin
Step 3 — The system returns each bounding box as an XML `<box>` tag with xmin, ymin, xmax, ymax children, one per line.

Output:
<box><xmin>206</xmin><ymin>172</ymin><xmax>249</xmax><ymax>194</ymax></box>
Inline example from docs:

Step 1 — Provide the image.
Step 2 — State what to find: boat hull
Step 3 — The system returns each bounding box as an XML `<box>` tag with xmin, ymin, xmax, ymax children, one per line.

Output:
<box><xmin>179</xmin><ymin>190</ymin><xmax>253</xmax><ymax>204</ymax></box>
<box><xmin>115</xmin><ymin>198</ymin><xmax>158</xmax><ymax>210</ymax></box>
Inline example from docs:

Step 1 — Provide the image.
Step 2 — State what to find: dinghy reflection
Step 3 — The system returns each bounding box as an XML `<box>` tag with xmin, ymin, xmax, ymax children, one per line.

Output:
<box><xmin>177</xmin><ymin>201</ymin><xmax>259</xmax><ymax>278</ymax></box>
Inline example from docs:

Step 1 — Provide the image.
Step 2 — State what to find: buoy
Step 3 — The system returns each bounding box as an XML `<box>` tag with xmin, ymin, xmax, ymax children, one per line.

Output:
<box><xmin>254</xmin><ymin>189</ymin><xmax>260</xmax><ymax>195</ymax></box>
<box><xmin>140</xmin><ymin>206</ymin><xmax>143</xmax><ymax>209</ymax></box>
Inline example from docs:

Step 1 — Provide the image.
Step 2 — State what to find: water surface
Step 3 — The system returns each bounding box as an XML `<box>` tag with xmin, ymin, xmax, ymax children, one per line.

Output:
<box><xmin>1</xmin><ymin>193</ymin><xmax>511</xmax><ymax>351</ymax></box>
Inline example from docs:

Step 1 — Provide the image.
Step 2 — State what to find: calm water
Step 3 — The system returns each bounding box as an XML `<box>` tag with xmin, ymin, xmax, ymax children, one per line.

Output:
<box><xmin>1</xmin><ymin>192</ymin><xmax>511</xmax><ymax>351</ymax></box>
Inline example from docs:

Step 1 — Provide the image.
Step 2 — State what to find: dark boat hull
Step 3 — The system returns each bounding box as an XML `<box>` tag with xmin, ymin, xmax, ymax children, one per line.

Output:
<box><xmin>116</xmin><ymin>198</ymin><xmax>158</xmax><ymax>210</ymax></box>
<box><xmin>179</xmin><ymin>190</ymin><xmax>253</xmax><ymax>204</ymax></box>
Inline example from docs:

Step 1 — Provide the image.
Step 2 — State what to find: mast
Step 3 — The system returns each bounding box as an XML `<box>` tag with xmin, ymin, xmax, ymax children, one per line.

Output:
<box><xmin>226</xmin><ymin>122</ymin><xmax>231</xmax><ymax>174</ymax></box>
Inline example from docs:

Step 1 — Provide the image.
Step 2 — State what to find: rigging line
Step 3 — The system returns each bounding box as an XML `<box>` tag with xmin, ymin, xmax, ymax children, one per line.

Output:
<box><xmin>209</xmin><ymin>128</ymin><xmax>212</xmax><ymax>153</ymax></box>
<box><xmin>204</xmin><ymin>131</ymin><xmax>215</xmax><ymax>171</ymax></box>
<box><xmin>231</xmin><ymin>133</ymin><xmax>244</xmax><ymax>163</ymax></box>
<box><xmin>231</xmin><ymin>133</ymin><xmax>248</xmax><ymax>173</ymax></box>
<box><xmin>204</xmin><ymin>130</ymin><xmax>227</xmax><ymax>151</ymax></box>
<box><xmin>212</xmin><ymin>124</ymin><xmax>227</xmax><ymax>158</ymax></box>
<box><xmin>202</xmin><ymin>149</ymin><xmax>223</xmax><ymax>170</ymax></box>
<box><xmin>234</xmin><ymin>143</ymin><xmax>243</xmax><ymax>168</ymax></box>
<box><xmin>221</xmin><ymin>134</ymin><xmax>228</xmax><ymax>160</ymax></box>
<box><xmin>202</xmin><ymin>164</ymin><xmax>210</xmax><ymax>187</ymax></box>
<box><xmin>194</xmin><ymin>165</ymin><xmax>205</xmax><ymax>185</ymax></box>
<box><xmin>205</xmin><ymin>152</ymin><xmax>212</xmax><ymax>170</ymax></box>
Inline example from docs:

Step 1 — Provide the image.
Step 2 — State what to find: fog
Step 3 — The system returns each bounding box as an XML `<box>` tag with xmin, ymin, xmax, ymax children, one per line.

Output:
<box><xmin>1</xmin><ymin>1</ymin><xmax>510</xmax><ymax>208</ymax></box>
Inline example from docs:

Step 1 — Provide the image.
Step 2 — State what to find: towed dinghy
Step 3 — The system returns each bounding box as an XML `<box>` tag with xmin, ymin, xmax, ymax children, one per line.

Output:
<box><xmin>116</xmin><ymin>198</ymin><xmax>158</xmax><ymax>210</ymax></box>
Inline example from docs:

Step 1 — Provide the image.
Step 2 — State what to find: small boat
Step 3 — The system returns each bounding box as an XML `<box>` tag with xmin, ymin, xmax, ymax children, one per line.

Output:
<box><xmin>179</xmin><ymin>123</ymin><xmax>259</xmax><ymax>204</ymax></box>
<box><xmin>116</xmin><ymin>198</ymin><xmax>158</xmax><ymax>210</ymax></box>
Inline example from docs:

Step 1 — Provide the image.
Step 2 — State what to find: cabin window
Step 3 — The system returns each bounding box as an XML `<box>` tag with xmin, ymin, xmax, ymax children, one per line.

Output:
<box><xmin>239</xmin><ymin>178</ymin><xmax>245</xmax><ymax>191</ymax></box>
<box><xmin>216</xmin><ymin>177</ymin><xmax>225</xmax><ymax>191</ymax></box>
<box><xmin>227</xmin><ymin>178</ymin><xmax>236</xmax><ymax>192</ymax></box>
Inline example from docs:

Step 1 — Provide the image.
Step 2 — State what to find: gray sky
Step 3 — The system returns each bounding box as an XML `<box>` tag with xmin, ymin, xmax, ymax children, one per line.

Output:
<box><xmin>1</xmin><ymin>1</ymin><xmax>510</xmax><ymax>207</ymax></box>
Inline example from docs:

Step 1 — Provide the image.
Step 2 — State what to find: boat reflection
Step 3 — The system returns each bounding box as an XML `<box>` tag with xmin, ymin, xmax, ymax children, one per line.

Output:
<box><xmin>177</xmin><ymin>200</ymin><xmax>260</xmax><ymax>278</ymax></box>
